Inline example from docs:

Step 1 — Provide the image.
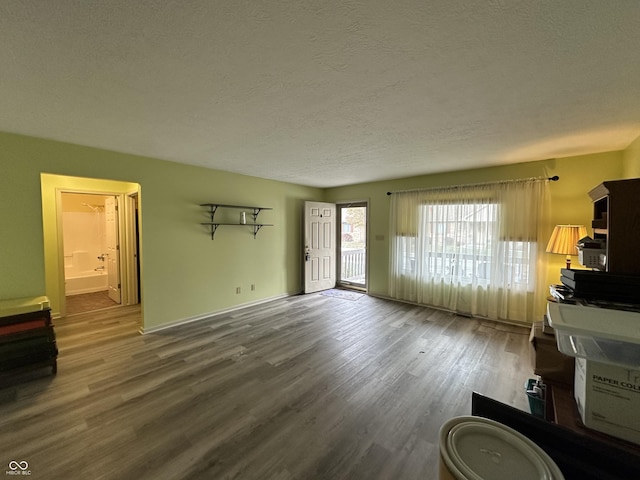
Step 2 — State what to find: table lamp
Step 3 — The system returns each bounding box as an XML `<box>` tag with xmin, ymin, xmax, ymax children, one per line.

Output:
<box><xmin>545</xmin><ymin>224</ymin><xmax>588</xmax><ymax>269</ymax></box>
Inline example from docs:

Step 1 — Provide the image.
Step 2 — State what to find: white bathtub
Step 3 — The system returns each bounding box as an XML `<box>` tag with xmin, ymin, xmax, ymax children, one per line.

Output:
<box><xmin>65</xmin><ymin>270</ymin><xmax>108</xmax><ymax>296</ymax></box>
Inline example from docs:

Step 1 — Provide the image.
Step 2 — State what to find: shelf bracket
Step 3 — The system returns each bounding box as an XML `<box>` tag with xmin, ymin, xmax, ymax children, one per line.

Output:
<box><xmin>206</xmin><ymin>205</ymin><xmax>219</xmax><ymax>222</ymax></box>
<box><xmin>208</xmin><ymin>223</ymin><xmax>220</xmax><ymax>240</ymax></box>
<box><xmin>253</xmin><ymin>224</ymin><xmax>264</xmax><ymax>238</ymax></box>
<box><xmin>251</xmin><ymin>208</ymin><xmax>263</xmax><ymax>223</ymax></box>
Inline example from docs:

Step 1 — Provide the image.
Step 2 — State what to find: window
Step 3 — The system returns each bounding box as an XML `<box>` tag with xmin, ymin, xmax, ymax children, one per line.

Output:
<box><xmin>389</xmin><ymin>179</ymin><xmax>547</xmax><ymax>323</ymax></box>
<box><xmin>416</xmin><ymin>203</ymin><xmax>535</xmax><ymax>288</ymax></box>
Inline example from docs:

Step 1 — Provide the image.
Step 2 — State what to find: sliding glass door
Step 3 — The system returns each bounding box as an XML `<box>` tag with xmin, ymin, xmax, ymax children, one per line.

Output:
<box><xmin>337</xmin><ymin>202</ymin><xmax>367</xmax><ymax>290</ymax></box>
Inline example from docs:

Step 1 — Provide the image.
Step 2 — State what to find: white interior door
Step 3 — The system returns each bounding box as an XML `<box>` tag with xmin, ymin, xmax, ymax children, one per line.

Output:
<box><xmin>304</xmin><ymin>201</ymin><xmax>336</xmax><ymax>293</ymax></box>
<box><xmin>105</xmin><ymin>196</ymin><xmax>121</xmax><ymax>303</ymax></box>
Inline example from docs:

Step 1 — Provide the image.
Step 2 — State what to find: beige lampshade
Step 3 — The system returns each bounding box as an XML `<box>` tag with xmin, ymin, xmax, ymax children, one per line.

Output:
<box><xmin>545</xmin><ymin>224</ymin><xmax>588</xmax><ymax>255</ymax></box>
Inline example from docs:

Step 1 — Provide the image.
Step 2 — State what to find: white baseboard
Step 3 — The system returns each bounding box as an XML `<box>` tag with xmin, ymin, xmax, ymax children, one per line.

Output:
<box><xmin>140</xmin><ymin>293</ymin><xmax>293</xmax><ymax>334</ymax></box>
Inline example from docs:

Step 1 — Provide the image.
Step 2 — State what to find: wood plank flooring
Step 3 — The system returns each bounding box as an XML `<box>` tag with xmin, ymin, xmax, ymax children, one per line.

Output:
<box><xmin>0</xmin><ymin>294</ymin><xmax>534</xmax><ymax>480</ymax></box>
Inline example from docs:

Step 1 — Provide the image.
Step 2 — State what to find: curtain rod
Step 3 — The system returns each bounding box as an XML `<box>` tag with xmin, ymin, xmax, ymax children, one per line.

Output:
<box><xmin>386</xmin><ymin>175</ymin><xmax>559</xmax><ymax>196</ymax></box>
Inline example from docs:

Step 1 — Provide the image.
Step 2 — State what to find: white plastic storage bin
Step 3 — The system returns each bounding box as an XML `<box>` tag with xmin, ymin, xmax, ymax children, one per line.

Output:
<box><xmin>546</xmin><ymin>302</ymin><xmax>640</xmax><ymax>369</ymax></box>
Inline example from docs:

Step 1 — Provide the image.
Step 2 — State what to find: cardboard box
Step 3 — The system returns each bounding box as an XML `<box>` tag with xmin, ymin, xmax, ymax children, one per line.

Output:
<box><xmin>574</xmin><ymin>357</ymin><xmax>640</xmax><ymax>445</ymax></box>
<box><xmin>529</xmin><ymin>321</ymin><xmax>574</xmax><ymax>385</ymax></box>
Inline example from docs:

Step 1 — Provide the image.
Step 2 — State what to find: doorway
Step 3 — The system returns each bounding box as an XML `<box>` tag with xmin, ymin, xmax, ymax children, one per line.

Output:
<box><xmin>41</xmin><ymin>173</ymin><xmax>142</xmax><ymax>323</ymax></box>
<box><xmin>56</xmin><ymin>189</ymin><xmax>140</xmax><ymax>317</ymax></box>
<box><xmin>60</xmin><ymin>192</ymin><xmax>125</xmax><ymax>315</ymax></box>
<box><xmin>337</xmin><ymin>202</ymin><xmax>368</xmax><ymax>290</ymax></box>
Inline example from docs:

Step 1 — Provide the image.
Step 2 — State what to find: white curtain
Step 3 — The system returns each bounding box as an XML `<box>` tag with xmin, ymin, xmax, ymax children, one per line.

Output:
<box><xmin>389</xmin><ymin>179</ymin><xmax>548</xmax><ymax>323</ymax></box>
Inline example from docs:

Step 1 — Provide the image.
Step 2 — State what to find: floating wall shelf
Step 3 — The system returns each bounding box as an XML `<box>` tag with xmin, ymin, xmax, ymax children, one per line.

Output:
<box><xmin>200</xmin><ymin>203</ymin><xmax>273</xmax><ymax>239</ymax></box>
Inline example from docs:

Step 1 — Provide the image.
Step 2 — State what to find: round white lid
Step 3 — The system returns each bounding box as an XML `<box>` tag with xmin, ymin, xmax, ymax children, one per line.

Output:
<box><xmin>441</xmin><ymin>417</ymin><xmax>564</xmax><ymax>480</ymax></box>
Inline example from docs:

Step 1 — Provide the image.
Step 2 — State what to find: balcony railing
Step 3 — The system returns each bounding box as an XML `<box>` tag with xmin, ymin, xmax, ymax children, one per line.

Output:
<box><xmin>400</xmin><ymin>251</ymin><xmax>532</xmax><ymax>286</ymax></box>
<box><xmin>341</xmin><ymin>248</ymin><xmax>365</xmax><ymax>283</ymax></box>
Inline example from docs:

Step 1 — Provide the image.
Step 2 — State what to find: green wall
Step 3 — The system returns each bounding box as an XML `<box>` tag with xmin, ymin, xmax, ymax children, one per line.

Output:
<box><xmin>623</xmin><ymin>134</ymin><xmax>640</xmax><ymax>178</ymax></box>
<box><xmin>1</xmin><ymin>132</ymin><xmax>322</xmax><ymax>330</ymax></box>
<box><xmin>325</xmin><ymin>151</ymin><xmax>625</xmax><ymax>320</ymax></box>
<box><xmin>2</xmin><ymin>129</ymin><xmax>637</xmax><ymax>330</ymax></box>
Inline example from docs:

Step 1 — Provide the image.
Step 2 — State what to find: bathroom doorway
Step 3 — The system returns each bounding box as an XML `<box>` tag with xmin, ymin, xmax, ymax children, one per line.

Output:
<box><xmin>61</xmin><ymin>192</ymin><xmax>121</xmax><ymax>315</ymax></box>
<box><xmin>41</xmin><ymin>173</ymin><xmax>142</xmax><ymax>321</ymax></box>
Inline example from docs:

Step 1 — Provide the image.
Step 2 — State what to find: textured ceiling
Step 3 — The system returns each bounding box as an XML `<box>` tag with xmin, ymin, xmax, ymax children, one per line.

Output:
<box><xmin>2</xmin><ymin>1</ymin><xmax>640</xmax><ymax>188</ymax></box>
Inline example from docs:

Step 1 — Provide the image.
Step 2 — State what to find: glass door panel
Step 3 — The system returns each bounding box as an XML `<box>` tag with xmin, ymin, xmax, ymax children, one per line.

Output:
<box><xmin>338</xmin><ymin>203</ymin><xmax>367</xmax><ymax>289</ymax></box>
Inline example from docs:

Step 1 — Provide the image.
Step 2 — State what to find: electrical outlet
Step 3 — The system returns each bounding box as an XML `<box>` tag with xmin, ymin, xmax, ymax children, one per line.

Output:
<box><xmin>251</xmin><ymin>284</ymin><xmax>255</xmax><ymax>291</ymax></box>
<box><xmin>236</xmin><ymin>287</ymin><xmax>241</xmax><ymax>294</ymax></box>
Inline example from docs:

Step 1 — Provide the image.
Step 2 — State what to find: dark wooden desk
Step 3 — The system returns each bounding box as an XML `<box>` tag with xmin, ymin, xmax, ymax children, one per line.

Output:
<box><xmin>472</xmin><ymin>391</ymin><xmax>640</xmax><ymax>480</ymax></box>
<box><xmin>0</xmin><ymin>306</ymin><xmax>58</xmax><ymax>386</ymax></box>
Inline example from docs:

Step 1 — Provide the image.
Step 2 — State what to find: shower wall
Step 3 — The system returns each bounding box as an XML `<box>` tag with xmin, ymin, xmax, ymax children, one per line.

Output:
<box><xmin>62</xmin><ymin>193</ymin><xmax>108</xmax><ymax>295</ymax></box>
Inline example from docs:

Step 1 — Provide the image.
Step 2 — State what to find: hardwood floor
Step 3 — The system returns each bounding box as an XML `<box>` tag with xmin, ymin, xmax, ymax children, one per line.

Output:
<box><xmin>0</xmin><ymin>294</ymin><xmax>534</xmax><ymax>480</ymax></box>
